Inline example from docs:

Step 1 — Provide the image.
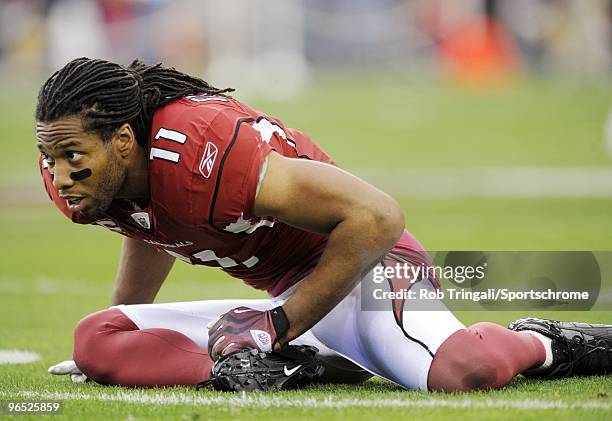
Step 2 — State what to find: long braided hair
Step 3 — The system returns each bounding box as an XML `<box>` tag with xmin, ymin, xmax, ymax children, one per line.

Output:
<box><xmin>35</xmin><ymin>58</ymin><xmax>233</xmax><ymax>145</ymax></box>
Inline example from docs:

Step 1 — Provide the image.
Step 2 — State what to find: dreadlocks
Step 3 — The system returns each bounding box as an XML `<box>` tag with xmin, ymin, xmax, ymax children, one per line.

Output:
<box><xmin>35</xmin><ymin>57</ymin><xmax>233</xmax><ymax>146</ymax></box>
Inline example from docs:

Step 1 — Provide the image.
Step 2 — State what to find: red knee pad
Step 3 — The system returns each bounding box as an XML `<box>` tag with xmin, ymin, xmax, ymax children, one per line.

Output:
<box><xmin>428</xmin><ymin>322</ymin><xmax>542</xmax><ymax>392</ymax></box>
<box><xmin>73</xmin><ymin>308</ymin><xmax>137</xmax><ymax>383</ymax></box>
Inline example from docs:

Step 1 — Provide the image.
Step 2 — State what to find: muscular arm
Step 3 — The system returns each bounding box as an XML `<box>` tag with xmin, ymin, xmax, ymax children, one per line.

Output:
<box><xmin>254</xmin><ymin>151</ymin><xmax>405</xmax><ymax>345</ymax></box>
<box><xmin>111</xmin><ymin>237</ymin><xmax>175</xmax><ymax>305</ymax></box>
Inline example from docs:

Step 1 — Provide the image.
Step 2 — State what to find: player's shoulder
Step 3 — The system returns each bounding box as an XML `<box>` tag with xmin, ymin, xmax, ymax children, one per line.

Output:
<box><xmin>147</xmin><ymin>95</ymin><xmax>259</xmax><ymax>226</ymax></box>
<box><xmin>152</xmin><ymin>94</ymin><xmax>254</xmax><ymax>140</ymax></box>
<box><xmin>149</xmin><ymin>95</ymin><xmax>262</xmax><ymax>168</ymax></box>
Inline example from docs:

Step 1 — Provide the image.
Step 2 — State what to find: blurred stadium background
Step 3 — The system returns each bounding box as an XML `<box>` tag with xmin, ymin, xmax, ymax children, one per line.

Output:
<box><xmin>0</xmin><ymin>1</ymin><xmax>611</xmax><ymax>417</ymax></box>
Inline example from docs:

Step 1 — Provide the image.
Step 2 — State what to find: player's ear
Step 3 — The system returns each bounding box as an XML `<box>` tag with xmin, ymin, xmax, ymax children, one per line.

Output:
<box><xmin>112</xmin><ymin>123</ymin><xmax>137</xmax><ymax>159</ymax></box>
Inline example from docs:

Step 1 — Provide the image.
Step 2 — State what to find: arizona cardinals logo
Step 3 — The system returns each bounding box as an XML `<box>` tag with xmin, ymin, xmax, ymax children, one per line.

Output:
<box><xmin>199</xmin><ymin>142</ymin><xmax>218</xmax><ymax>178</ymax></box>
<box><xmin>130</xmin><ymin>212</ymin><xmax>151</xmax><ymax>229</ymax></box>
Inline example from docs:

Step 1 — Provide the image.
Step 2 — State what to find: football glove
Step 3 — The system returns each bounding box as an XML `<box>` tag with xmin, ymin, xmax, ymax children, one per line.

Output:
<box><xmin>48</xmin><ymin>359</ymin><xmax>89</xmax><ymax>383</ymax></box>
<box><xmin>208</xmin><ymin>306</ymin><xmax>289</xmax><ymax>361</ymax></box>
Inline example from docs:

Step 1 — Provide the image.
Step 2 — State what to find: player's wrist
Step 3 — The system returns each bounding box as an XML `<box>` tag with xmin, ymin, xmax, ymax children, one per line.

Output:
<box><xmin>269</xmin><ymin>306</ymin><xmax>290</xmax><ymax>348</ymax></box>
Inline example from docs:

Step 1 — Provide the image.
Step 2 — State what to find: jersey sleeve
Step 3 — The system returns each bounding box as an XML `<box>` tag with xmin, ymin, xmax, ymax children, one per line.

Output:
<box><xmin>204</xmin><ymin>104</ymin><xmax>336</xmax><ymax>231</ymax></box>
<box><xmin>205</xmin><ymin>113</ymin><xmax>275</xmax><ymax>230</ymax></box>
<box><xmin>149</xmin><ymin>97</ymin><xmax>334</xmax><ymax>232</ymax></box>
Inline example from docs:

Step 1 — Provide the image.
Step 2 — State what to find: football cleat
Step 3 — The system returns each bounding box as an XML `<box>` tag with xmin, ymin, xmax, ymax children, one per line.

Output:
<box><xmin>196</xmin><ymin>345</ymin><xmax>325</xmax><ymax>392</ymax></box>
<box><xmin>508</xmin><ymin>317</ymin><xmax>612</xmax><ymax>378</ymax></box>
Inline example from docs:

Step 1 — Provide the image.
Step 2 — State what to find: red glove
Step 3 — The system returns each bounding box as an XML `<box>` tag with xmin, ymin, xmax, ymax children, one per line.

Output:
<box><xmin>208</xmin><ymin>306</ymin><xmax>290</xmax><ymax>361</ymax></box>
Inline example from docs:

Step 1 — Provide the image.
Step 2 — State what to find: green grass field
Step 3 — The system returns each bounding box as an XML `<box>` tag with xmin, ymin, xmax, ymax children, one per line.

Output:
<box><xmin>0</xmin><ymin>75</ymin><xmax>611</xmax><ymax>420</ymax></box>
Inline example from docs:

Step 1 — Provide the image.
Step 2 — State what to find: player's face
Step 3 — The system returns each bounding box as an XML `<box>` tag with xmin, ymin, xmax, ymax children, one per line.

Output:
<box><xmin>36</xmin><ymin>117</ymin><xmax>127</xmax><ymax>219</ymax></box>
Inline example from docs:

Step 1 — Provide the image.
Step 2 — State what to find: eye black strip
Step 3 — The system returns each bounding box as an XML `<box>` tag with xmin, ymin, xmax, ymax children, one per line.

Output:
<box><xmin>70</xmin><ymin>168</ymin><xmax>92</xmax><ymax>181</ymax></box>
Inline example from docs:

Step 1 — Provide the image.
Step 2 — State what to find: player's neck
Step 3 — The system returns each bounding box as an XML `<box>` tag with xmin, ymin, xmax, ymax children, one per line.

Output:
<box><xmin>116</xmin><ymin>146</ymin><xmax>150</xmax><ymax>201</ymax></box>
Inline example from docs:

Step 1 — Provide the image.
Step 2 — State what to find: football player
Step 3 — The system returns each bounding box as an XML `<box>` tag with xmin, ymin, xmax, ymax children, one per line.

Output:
<box><xmin>37</xmin><ymin>58</ymin><xmax>611</xmax><ymax>391</ymax></box>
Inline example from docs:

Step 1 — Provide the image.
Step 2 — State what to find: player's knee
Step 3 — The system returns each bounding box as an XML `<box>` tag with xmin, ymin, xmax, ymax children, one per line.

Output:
<box><xmin>73</xmin><ymin>308</ymin><xmax>132</xmax><ymax>382</ymax></box>
<box><xmin>428</xmin><ymin>325</ymin><xmax>508</xmax><ymax>392</ymax></box>
<box><xmin>428</xmin><ymin>350</ymin><xmax>498</xmax><ymax>391</ymax></box>
<box><xmin>453</xmin><ymin>360</ymin><xmax>499</xmax><ymax>391</ymax></box>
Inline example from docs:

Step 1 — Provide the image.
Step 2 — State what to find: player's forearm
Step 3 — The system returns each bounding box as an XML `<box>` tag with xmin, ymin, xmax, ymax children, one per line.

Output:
<box><xmin>111</xmin><ymin>238</ymin><xmax>175</xmax><ymax>305</ymax></box>
<box><xmin>280</xmin><ymin>200</ymin><xmax>404</xmax><ymax>344</ymax></box>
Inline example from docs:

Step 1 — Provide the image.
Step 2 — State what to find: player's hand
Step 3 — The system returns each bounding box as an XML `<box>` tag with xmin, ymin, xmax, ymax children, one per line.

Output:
<box><xmin>207</xmin><ymin>306</ymin><xmax>290</xmax><ymax>361</ymax></box>
<box><xmin>48</xmin><ymin>359</ymin><xmax>89</xmax><ymax>383</ymax></box>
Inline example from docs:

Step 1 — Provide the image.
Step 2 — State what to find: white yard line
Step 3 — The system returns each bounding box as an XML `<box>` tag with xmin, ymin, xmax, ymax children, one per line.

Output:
<box><xmin>1</xmin><ymin>390</ymin><xmax>610</xmax><ymax>410</ymax></box>
<box><xmin>351</xmin><ymin>167</ymin><xmax>612</xmax><ymax>198</ymax></box>
<box><xmin>0</xmin><ymin>350</ymin><xmax>40</xmax><ymax>365</ymax></box>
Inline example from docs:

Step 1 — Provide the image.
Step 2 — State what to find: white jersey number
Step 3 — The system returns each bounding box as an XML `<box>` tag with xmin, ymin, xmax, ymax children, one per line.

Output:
<box><xmin>165</xmin><ymin>249</ymin><xmax>259</xmax><ymax>269</ymax></box>
<box><xmin>149</xmin><ymin>128</ymin><xmax>187</xmax><ymax>163</ymax></box>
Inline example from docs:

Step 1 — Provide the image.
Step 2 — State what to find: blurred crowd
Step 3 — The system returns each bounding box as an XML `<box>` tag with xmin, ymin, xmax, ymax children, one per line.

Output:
<box><xmin>0</xmin><ymin>0</ymin><xmax>610</xmax><ymax>95</ymax></box>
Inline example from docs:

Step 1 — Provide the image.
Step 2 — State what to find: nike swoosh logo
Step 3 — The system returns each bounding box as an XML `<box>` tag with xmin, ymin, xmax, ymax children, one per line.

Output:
<box><xmin>284</xmin><ymin>365</ymin><xmax>301</xmax><ymax>376</ymax></box>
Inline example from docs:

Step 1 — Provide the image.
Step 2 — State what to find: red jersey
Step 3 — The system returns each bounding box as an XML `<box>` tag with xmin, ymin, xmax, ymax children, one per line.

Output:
<box><xmin>40</xmin><ymin>95</ymin><xmax>427</xmax><ymax>296</ymax></box>
<box><xmin>40</xmin><ymin>95</ymin><xmax>333</xmax><ymax>296</ymax></box>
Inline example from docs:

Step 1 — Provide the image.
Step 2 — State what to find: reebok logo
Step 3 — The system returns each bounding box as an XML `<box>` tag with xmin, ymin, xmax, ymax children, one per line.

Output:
<box><xmin>199</xmin><ymin>142</ymin><xmax>218</xmax><ymax>178</ymax></box>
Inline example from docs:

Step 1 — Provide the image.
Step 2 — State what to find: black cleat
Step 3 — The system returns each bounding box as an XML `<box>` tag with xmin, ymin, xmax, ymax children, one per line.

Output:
<box><xmin>508</xmin><ymin>317</ymin><xmax>612</xmax><ymax>378</ymax></box>
<box><xmin>196</xmin><ymin>345</ymin><xmax>325</xmax><ymax>392</ymax></box>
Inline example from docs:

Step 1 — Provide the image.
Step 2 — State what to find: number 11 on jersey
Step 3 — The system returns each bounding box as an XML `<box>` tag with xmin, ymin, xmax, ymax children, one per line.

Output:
<box><xmin>150</xmin><ymin>127</ymin><xmax>187</xmax><ymax>163</ymax></box>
